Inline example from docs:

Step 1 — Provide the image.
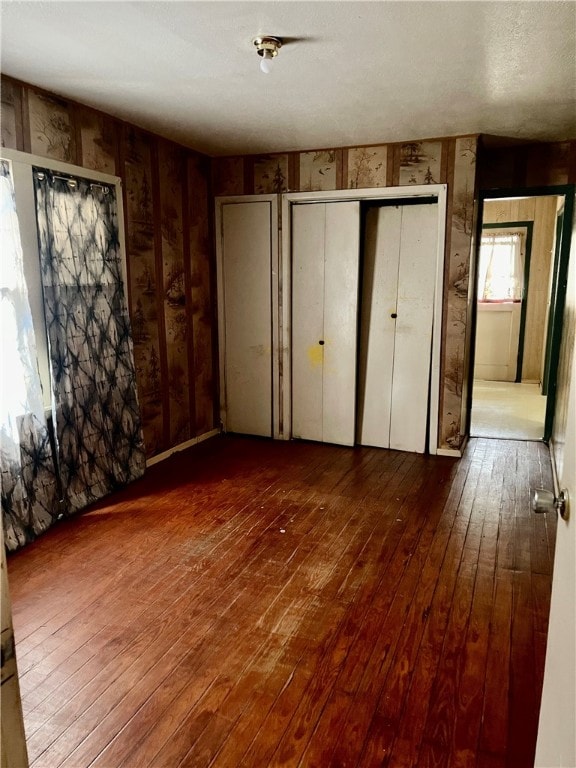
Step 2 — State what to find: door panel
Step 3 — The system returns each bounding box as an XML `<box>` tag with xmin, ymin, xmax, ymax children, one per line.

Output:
<box><xmin>389</xmin><ymin>204</ymin><xmax>438</xmax><ymax>452</ymax></box>
<box><xmin>222</xmin><ymin>202</ymin><xmax>272</xmax><ymax>436</ymax></box>
<box><xmin>291</xmin><ymin>201</ymin><xmax>360</xmax><ymax>446</ymax></box>
<box><xmin>291</xmin><ymin>203</ymin><xmax>325</xmax><ymax>442</ymax></box>
<box><xmin>474</xmin><ymin>303</ymin><xmax>522</xmax><ymax>382</ymax></box>
<box><xmin>357</xmin><ymin>206</ymin><xmax>401</xmax><ymax>448</ymax></box>
<box><xmin>357</xmin><ymin>203</ymin><xmax>438</xmax><ymax>453</ymax></box>
<box><xmin>323</xmin><ymin>202</ymin><xmax>361</xmax><ymax>446</ymax></box>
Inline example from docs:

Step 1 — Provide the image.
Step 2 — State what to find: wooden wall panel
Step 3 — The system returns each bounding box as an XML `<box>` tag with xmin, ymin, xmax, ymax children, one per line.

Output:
<box><xmin>441</xmin><ymin>137</ymin><xmax>478</xmax><ymax>449</ymax></box>
<box><xmin>253</xmin><ymin>154</ymin><xmax>288</xmax><ymax>194</ymax></box>
<box><xmin>123</xmin><ymin>126</ymin><xmax>165</xmax><ymax>456</ymax></box>
<box><xmin>188</xmin><ymin>154</ymin><xmax>216</xmax><ymax>436</ymax></box>
<box><xmin>483</xmin><ymin>196</ymin><xmax>559</xmax><ymax>382</ymax></box>
<box><xmin>346</xmin><ymin>146</ymin><xmax>388</xmax><ymax>189</ymax></box>
<box><xmin>27</xmin><ymin>89</ymin><xmax>77</xmax><ymax>163</ymax></box>
<box><xmin>157</xmin><ymin>139</ymin><xmax>191</xmax><ymax>447</ymax></box>
<box><xmin>7</xmin><ymin>68</ymin><xmax>571</xmax><ymax>456</ymax></box>
<box><xmin>212</xmin><ymin>156</ymin><xmax>244</xmax><ymax>196</ymax></box>
<box><xmin>1</xmin><ymin>74</ymin><xmax>216</xmax><ymax>459</ymax></box>
<box><xmin>480</xmin><ymin>140</ymin><xmax>576</xmax><ymax>189</ymax></box>
<box><xmin>399</xmin><ymin>140</ymin><xmax>442</xmax><ymax>185</ymax></box>
<box><xmin>216</xmin><ymin>135</ymin><xmax>476</xmax><ymax>451</ymax></box>
<box><xmin>76</xmin><ymin>107</ymin><xmax>117</xmax><ymax>174</ymax></box>
<box><xmin>0</xmin><ymin>78</ymin><xmax>24</xmax><ymax>151</ymax></box>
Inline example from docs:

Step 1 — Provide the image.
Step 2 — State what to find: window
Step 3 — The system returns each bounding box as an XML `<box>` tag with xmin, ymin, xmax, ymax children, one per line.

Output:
<box><xmin>477</xmin><ymin>232</ymin><xmax>524</xmax><ymax>302</ymax></box>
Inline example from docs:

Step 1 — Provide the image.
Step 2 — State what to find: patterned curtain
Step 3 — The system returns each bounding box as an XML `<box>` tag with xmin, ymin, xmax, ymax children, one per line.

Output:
<box><xmin>34</xmin><ymin>169</ymin><xmax>146</xmax><ymax>514</ymax></box>
<box><xmin>1</xmin><ymin>160</ymin><xmax>60</xmax><ymax>550</ymax></box>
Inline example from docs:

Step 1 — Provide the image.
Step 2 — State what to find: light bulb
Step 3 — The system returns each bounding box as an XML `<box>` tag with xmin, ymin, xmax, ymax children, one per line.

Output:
<box><xmin>260</xmin><ymin>50</ymin><xmax>273</xmax><ymax>74</ymax></box>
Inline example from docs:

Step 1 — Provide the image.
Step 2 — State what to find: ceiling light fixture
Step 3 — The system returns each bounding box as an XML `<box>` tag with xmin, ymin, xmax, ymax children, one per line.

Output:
<box><xmin>253</xmin><ymin>36</ymin><xmax>282</xmax><ymax>74</ymax></box>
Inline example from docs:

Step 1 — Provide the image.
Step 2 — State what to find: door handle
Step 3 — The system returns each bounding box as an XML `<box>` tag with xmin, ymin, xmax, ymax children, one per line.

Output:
<box><xmin>319</xmin><ymin>340</ymin><xmax>325</xmax><ymax>345</ymax></box>
<box><xmin>390</xmin><ymin>313</ymin><xmax>398</xmax><ymax>319</ymax></box>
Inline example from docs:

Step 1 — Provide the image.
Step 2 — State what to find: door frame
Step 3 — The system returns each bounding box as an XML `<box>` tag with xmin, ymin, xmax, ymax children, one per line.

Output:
<box><xmin>215</xmin><ymin>195</ymin><xmax>280</xmax><ymax>437</ymax></box>
<box><xmin>282</xmin><ymin>184</ymin><xmax>448</xmax><ymax>454</ymax></box>
<box><xmin>479</xmin><ymin>221</ymin><xmax>534</xmax><ymax>382</ymax></box>
<box><xmin>542</xmin><ymin>207</ymin><xmax>565</xmax><ymax>396</ymax></box>
<box><xmin>467</xmin><ymin>185</ymin><xmax>575</xmax><ymax>442</ymax></box>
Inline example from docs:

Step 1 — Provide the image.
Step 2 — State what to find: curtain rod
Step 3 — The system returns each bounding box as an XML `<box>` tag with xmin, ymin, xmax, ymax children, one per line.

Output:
<box><xmin>34</xmin><ymin>170</ymin><xmax>109</xmax><ymax>194</ymax></box>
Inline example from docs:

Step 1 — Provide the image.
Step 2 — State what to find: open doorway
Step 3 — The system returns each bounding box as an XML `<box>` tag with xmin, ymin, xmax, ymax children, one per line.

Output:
<box><xmin>470</xmin><ymin>189</ymin><xmax>571</xmax><ymax>441</ymax></box>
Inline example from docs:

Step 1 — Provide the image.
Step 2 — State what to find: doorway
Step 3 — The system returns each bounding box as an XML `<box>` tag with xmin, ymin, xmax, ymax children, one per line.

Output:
<box><xmin>470</xmin><ymin>188</ymin><xmax>573</xmax><ymax>441</ymax></box>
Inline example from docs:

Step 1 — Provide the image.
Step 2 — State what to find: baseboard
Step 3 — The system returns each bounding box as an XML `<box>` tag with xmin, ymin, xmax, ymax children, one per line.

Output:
<box><xmin>146</xmin><ymin>428</ymin><xmax>221</xmax><ymax>467</ymax></box>
<box><xmin>437</xmin><ymin>446</ymin><xmax>463</xmax><ymax>458</ymax></box>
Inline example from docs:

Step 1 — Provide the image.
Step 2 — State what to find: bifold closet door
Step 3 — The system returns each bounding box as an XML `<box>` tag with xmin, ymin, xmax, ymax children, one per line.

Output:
<box><xmin>292</xmin><ymin>201</ymin><xmax>360</xmax><ymax>446</ymax></box>
<box><xmin>221</xmin><ymin>201</ymin><xmax>272</xmax><ymax>436</ymax></box>
<box><xmin>357</xmin><ymin>203</ymin><xmax>438</xmax><ymax>453</ymax></box>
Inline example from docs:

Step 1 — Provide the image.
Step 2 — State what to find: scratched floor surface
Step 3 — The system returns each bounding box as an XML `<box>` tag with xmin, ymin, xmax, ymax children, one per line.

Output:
<box><xmin>7</xmin><ymin>435</ymin><xmax>556</xmax><ymax>768</ymax></box>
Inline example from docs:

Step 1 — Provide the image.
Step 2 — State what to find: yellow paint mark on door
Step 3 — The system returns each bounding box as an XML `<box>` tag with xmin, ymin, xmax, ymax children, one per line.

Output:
<box><xmin>307</xmin><ymin>344</ymin><xmax>324</xmax><ymax>367</ymax></box>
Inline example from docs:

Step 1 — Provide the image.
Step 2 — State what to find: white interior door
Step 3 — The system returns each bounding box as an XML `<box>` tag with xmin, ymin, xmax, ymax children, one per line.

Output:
<box><xmin>291</xmin><ymin>204</ymin><xmax>324</xmax><ymax>442</ymax></box>
<box><xmin>220</xmin><ymin>201</ymin><xmax>273</xmax><ymax>436</ymax></box>
<box><xmin>357</xmin><ymin>202</ymin><xmax>438</xmax><ymax>453</ymax></box>
<box><xmin>390</xmin><ymin>204</ymin><xmax>438</xmax><ymax>451</ymax></box>
<box><xmin>357</xmin><ymin>206</ymin><xmax>401</xmax><ymax>448</ymax></box>
<box><xmin>292</xmin><ymin>201</ymin><xmax>361</xmax><ymax>446</ymax></box>
<box><xmin>474</xmin><ymin>303</ymin><xmax>521</xmax><ymax>381</ymax></box>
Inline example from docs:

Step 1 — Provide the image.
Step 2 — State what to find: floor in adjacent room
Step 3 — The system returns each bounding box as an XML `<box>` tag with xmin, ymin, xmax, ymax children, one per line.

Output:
<box><xmin>471</xmin><ymin>380</ymin><xmax>547</xmax><ymax>441</ymax></box>
<box><xmin>7</xmin><ymin>435</ymin><xmax>556</xmax><ymax>768</ymax></box>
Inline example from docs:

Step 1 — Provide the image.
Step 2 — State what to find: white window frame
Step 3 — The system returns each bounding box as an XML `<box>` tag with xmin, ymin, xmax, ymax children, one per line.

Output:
<box><xmin>0</xmin><ymin>147</ymin><xmax>127</xmax><ymax>413</ymax></box>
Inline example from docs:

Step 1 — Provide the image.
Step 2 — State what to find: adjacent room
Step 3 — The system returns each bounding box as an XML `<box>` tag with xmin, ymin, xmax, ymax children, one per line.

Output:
<box><xmin>1</xmin><ymin>3</ymin><xmax>575</xmax><ymax>767</ymax></box>
<box><xmin>470</xmin><ymin>193</ymin><xmax>566</xmax><ymax>442</ymax></box>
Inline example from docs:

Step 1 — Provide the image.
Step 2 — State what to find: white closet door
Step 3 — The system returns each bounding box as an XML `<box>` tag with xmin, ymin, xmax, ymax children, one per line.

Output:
<box><xmin>323</xmin><ymin>203</ymin><xmax>362</xmax><ymax>445</ymax></box>
<box><xmin>356</xmin><ymin>206</ymin><xmax>402</xmax><ymax>448</ymax></box>
<box><xmin>292</xmin><ymin>204</ymin><xmax>325</xmax><ymax>442</ymax></box>
<box><xmin>357</xmin><ymin>202</ymin><xmax>438</xmax><ymax>453</ymax></box>
<box><xmin>292</xmin><ymin>201</ymin><xmax>361</xmax><ymax>446</ymax></box>
<box><xmin>389</xmin><ymin>204</ymin><xmax>438</xmax><ymax>452</ymax></box>
<box><xmin>221</xmin><ymin>201</ymin><xmax>272</xmax><ymax>436</ymax></box>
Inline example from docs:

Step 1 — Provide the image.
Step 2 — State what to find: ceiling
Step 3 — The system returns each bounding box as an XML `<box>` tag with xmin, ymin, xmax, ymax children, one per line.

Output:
<box><xmin>2</xmin><ymin>1</ymin><xmax>575</xmax><ymax>157</ymax></box>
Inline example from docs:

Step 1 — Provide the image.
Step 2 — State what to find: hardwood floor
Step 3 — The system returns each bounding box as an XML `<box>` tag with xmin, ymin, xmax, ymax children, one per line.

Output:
<box><xmin>7</xmin><ymin>435</ymin><xmax>557</xmax><ymax>768</ymax></box>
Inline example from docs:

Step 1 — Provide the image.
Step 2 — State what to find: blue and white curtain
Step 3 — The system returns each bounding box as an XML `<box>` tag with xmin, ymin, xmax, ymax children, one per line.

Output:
<box><xmin>1</xmin><ymin>160</ymin><xmax>60</xmax><ymax>549</ymax></box>
<box><xmin>34</xmin><ymin>169</ymin><xmax>146</xmax><ymax>514</ymax></box>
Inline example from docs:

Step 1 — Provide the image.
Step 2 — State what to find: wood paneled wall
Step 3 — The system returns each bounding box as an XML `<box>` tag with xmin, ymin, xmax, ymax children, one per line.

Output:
<box><xmin>1</xmin><ymin>76</ymin><xmax>217</xmax><ymax>458</ymax></box>
<box><xmin>480</xmin><ymin>140</ymin><xmax>576</xmax><ymax>189</ymax></box>
<box><xmin>3</xmin><ymin>71</ymin><xmax>572</xmax><ymax>455</ymax></box>
<box><xmin>213</xmin><ymin>137</ymin><xmax>479</xmax><ymax>452</ymax></box>
<box><xmin>483</xmin><ymin>196</ymin><xmax>559</xmax><ymax>382</ymax></box>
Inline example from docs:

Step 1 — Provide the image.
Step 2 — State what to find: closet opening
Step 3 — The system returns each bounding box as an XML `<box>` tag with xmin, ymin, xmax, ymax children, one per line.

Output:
<box><xmin>284</xmin><ymin>186</ymin><xmax>447</xmax><ymax>454</ymax></box>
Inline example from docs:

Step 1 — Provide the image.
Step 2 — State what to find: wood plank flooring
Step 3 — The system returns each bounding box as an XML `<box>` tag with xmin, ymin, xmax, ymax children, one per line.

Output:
<box><xmin>6</xmin><ymin>436</ymin><xmax>557</xmax><ymax>767</ymax></box>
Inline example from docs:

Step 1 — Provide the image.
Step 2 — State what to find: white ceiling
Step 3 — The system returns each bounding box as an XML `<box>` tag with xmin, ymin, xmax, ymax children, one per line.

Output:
<box><xmin>1</xmin><ymin>1</ymin><xmax>575</xmax><ymax>156</ymax></box>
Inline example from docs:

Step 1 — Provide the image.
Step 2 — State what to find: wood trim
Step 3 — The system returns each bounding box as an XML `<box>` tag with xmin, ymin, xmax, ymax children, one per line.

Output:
<box><xmin>386</xmin><ymin>144</ymin><xmax>394</xmax><ymax>187</ymax></box>
<box><xmin>150</xmin><ymin>137</ymin><xmax>171</xmax><ymax>450</ymax></box>
<box><xmin>289</xmin><ymin>152</ymin><xmax>300</xmax><ymax>192</ymax></box>
<box><xmin>438</xmin><ymin>138</ymin><xmax>456</xmax><ymax>441</ymax></box>
<box><xmin>20</xmin><ymin>85</ymin><xmax>32</xmax><ymax>154</ymax></box>
<box><xmin>182</xmin><ymin>155</ymin><xmax>198</xmax><ymax>439</ymax></box>
<box><xmin>145</xmin><ymin>427</ymin><xmax>220</xmax><ymax>466</ymax></box>
<box><xmin>341</xmin><ymin>148</ymin><xmax>349</xmax><ymax>189</ymax></box>
<box><xmin>335</xmin><ymin>148</ymin><xmax>344</xmax><ymax>190</ymax></box>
